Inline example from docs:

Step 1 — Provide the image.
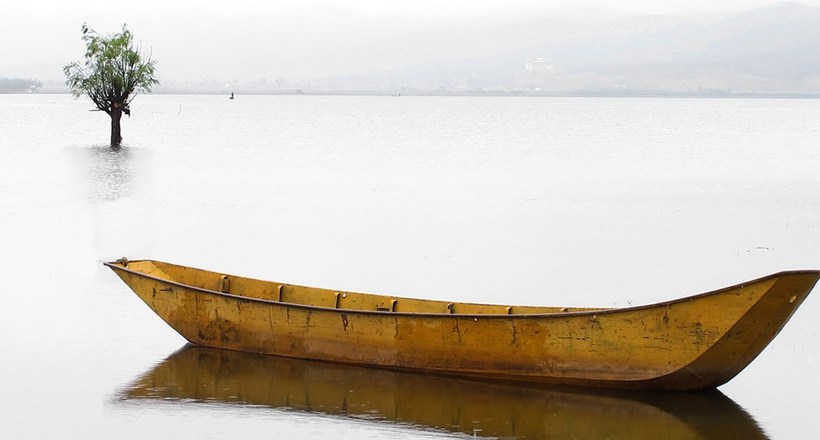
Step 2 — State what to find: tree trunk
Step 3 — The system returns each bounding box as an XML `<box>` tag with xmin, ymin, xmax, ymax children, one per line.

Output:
<box><xmin>110</xmin><ymin>109</ymin><xmax>123</xmax><ymax>147</ymax></box>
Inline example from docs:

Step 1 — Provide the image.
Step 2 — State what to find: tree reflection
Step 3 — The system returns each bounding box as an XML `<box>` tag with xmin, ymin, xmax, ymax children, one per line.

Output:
<box><xmin>86</xmin><ymin>145</ymin><xmax>134</xmax><ymax>202</ymax></box>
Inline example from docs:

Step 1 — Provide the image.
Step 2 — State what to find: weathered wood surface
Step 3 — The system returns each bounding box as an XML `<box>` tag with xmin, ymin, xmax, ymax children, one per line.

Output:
<box><xmin>106</xmin><ymin>259</ymin><xmax>820</xmax><ymax>390</ymax></box>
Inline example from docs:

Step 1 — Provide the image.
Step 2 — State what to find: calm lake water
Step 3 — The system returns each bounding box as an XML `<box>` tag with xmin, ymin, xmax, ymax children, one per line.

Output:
<box><xmin>1</xmin><ymin>93</ymin><xmax>819</xmax><ymax>439</ymax></box>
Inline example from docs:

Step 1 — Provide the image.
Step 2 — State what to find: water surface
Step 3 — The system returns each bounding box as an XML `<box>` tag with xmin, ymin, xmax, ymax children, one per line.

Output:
<box><xmin>119</xmin><ymin>345</ymin><xmax>767</xmax><ymax>439</ymax></box>
<box><xmin>1</xmin><ymin>94</ymin><xmax>819</xmax><ymax>438</ymax></box>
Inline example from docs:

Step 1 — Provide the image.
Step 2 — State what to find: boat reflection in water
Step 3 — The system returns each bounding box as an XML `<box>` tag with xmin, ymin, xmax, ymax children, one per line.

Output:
<box><xmin>119</xmin><ymin>345</ymin><xmax>767</xmax><ymax>439</ymax></box>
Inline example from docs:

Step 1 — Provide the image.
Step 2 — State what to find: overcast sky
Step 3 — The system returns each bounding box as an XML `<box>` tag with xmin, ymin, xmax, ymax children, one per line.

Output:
<box><xmin>3</xmin><ymin>0</ymin><xmax>818</xmax><ymax>83</ymax></box>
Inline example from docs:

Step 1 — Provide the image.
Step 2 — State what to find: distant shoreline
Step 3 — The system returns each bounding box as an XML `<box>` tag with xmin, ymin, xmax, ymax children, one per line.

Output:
<box><xmin>5</xmin><ymin>89</ymin><xmax>820</xmax><ymax>99</ymax></box>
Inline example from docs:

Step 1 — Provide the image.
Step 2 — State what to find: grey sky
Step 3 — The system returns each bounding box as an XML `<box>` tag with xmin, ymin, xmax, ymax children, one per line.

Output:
<box><xmin>2</xmin><ymin>1</ymin><xmax>818</xmax><ymax>83</ymax></box>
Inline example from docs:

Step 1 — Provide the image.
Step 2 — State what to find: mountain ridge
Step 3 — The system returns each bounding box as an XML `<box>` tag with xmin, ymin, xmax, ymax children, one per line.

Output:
<box><xmin>309</xmin><ymin>2</ymin><xmax>820</xmax><ymax>94</ymax></box>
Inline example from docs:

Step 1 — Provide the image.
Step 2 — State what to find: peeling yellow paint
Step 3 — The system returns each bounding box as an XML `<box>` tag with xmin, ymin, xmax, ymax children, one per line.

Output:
<box><xmin>106</xmin><ymin>259</ymin><xmax>820</xmax><ymax>390</ymax></box>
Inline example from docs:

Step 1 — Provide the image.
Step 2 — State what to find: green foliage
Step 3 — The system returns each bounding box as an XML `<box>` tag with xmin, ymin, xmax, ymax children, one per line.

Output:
<box><xmin>63</xmin><ymin>23</ymin><xmax>158</xmax><ymax>116</ymax></box>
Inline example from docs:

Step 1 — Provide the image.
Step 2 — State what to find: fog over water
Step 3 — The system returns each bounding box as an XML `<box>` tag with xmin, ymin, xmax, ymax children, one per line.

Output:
<box><xmin>3</xmin><ymin>1</ymin><xmax>820</xmax><ymax>438</ymax></box>
<box><xmin>5</xmin><ymin>0</ymin><xmax>820</xmax><ymax>93</ymax></box>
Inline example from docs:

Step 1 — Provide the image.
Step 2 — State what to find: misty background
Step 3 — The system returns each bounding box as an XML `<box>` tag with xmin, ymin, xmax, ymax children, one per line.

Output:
<box><xmin>3</xmin><ymin>0</ymin><xmax>820</xmax><ymax>95</ymax></box>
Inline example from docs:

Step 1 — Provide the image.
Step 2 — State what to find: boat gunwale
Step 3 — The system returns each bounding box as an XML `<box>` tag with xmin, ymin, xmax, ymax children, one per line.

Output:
<box><xmin>104</xmin><ymin>259</ymin><xmax>820</xmax><ymax>320</ymax></box>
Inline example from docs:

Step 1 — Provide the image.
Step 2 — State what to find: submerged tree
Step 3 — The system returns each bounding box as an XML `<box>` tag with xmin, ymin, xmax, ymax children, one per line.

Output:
<box><xmin>64</xmin><ymin>24</ymin><xmax>158</xmax><ymax>147</ymax></box>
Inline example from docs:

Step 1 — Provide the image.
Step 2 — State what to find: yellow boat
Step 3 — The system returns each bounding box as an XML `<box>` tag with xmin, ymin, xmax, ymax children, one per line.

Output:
<box><xmin>119</xmin><ymin>345</ymin><xmax>767</xmax><ymax>439</ymax></box>
<box><xmin>105</xmin><ymin>258</ymin><xmax>820</xmax><ymax>391</ymax></box>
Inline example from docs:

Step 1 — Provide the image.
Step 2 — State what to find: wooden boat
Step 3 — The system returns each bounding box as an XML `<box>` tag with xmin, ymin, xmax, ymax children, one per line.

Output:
<box><xmin>119</xmin><ymin>345</ymin><xmax>767</xmax><ymax>439</ymax></box>
<box><xmin>105</xmin><ymin>258</ymin><xmax>820</xmax><ymax>391</ymax></box>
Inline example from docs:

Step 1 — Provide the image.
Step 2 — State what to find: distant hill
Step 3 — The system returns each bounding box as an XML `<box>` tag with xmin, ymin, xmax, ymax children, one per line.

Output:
<box><xmin>0</xmin><ymin>77</ymin><xmax>42</xmax><ymax>93</ymax></box>
<box><xmin>312</xmin><ymin>2</ymin><xmax>820</xmax><ymax>94</ymax></box>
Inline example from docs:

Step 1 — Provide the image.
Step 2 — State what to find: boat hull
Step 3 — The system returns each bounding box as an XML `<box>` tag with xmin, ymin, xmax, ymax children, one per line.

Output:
<box><xmin>105</xmin><ymin>259</ymin><xmax>820</xmax><ymax>390</ymax></box>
